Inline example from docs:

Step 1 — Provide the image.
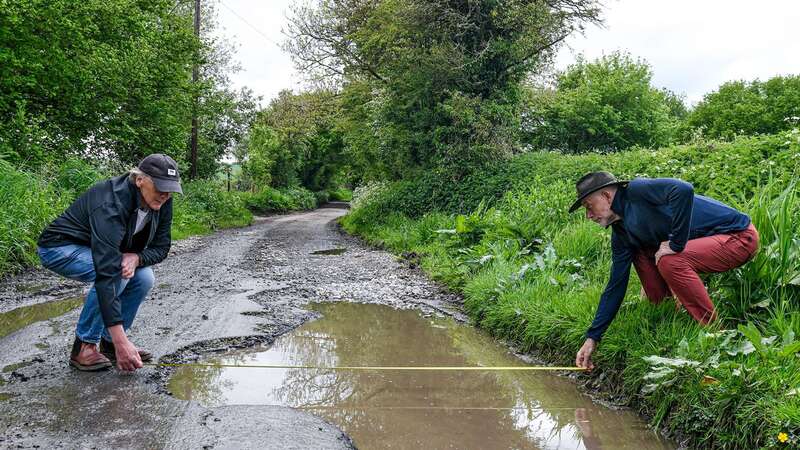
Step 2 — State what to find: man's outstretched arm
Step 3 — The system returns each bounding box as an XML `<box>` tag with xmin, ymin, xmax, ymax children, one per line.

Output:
<box><xmin>577</xmin><ymin>234</ymin><xmax>632</xmax><ymax>369</ymax></box>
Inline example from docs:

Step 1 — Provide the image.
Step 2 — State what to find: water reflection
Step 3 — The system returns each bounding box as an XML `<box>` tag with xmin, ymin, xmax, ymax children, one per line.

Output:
<box><xmin>169</xmin><ymin>302</ymin><xmax>673</xmax><ymax>449</ymax></box>
<box><xmin>0</xmin><ymin>297</ymin><xmax>83</xmax><ymax>338</ymax></box>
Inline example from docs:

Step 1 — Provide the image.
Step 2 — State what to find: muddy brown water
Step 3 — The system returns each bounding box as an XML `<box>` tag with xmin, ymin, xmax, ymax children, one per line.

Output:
<box><xmin>168</xmin><ymin>302</ymin><xmax>674</xmax><ymax>450</ymax></box>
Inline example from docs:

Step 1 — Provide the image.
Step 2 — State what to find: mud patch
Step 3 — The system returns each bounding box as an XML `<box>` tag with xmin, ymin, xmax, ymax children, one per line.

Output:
<box><xmin>2</xmin><ymin>361</ymin><xmax>34</xmax><ymax>373</ymax></box>
<box><xmin>0</xmin><ymin>392</ymin><xmax>18</xmax><ymax>401</ymax></box>
<box><xmin>0</xmin><ymin>296</ymin><xmax>83</xmax><ymax>338</ymax></box>
<box><xmin>14</xmin><ymin>282</ymin><xmax>49</xmax><ymax>293</ymax></box>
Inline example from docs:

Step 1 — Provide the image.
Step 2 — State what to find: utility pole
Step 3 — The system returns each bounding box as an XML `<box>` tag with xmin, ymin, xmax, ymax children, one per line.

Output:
<box><xmin>190</xmin><ymin>0</ymin><xmax>200</xmax><ymax>179</ymax></box>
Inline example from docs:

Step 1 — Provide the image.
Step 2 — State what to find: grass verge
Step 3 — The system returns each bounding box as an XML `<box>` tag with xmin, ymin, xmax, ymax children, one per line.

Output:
<box><xmin>341</xmin><ymin>131</ymin><xmax>800</xmax><ymax>449</ymax></box>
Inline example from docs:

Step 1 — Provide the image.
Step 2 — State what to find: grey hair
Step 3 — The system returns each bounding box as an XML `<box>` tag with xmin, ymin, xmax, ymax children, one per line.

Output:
<box><xmin>128</xmin><ymin>167</ymin><xmax>151</xmax><ymax>183</ymax></box>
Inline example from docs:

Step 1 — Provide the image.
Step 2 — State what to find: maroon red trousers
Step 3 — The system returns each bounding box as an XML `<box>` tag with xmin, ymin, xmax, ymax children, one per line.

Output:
<box><xmin>633</xmin><ymin>224</ymin><xmax>759</xmax><ymax>323</ymax></box>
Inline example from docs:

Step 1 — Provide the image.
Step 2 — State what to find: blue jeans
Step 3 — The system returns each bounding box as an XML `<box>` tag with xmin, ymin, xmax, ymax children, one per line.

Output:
<box><xmin>37</xmin><ymin>244</ymin><xmax>154</xmax><ymax>344</ymax></box>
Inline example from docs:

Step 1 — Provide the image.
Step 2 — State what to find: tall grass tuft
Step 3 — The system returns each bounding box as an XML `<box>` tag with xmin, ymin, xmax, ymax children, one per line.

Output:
<box><xmin>0</xmin><ymin>161</ymin><xmax>70</xmax><ymax>273</ymax></box>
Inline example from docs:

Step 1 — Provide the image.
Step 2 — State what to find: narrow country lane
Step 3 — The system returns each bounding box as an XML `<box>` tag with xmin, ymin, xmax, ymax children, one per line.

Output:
<box><xmin>0</xmin><ymin>205</ymin><xmax>463</xmax><ymax>449</ymax></box>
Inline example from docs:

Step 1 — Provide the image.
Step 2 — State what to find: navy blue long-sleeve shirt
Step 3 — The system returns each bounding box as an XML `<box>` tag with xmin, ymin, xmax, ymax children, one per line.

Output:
<box><xmin>586</xmin><ymin>178</ymin><xmax>751</xmax><ymax>341</ymax></box>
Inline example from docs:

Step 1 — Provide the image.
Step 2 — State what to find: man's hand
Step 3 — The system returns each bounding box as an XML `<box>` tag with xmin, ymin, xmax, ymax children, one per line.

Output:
<box><xmin>576</xmin><ymin>338</ymin><xmax>597</xmax><ymax>370</ymax></box>
<box><xmin>121</xmin><ymin>253</ymin><xmax>140</xmax><ymax>279</ymax></box>
<box><xmin>654</xmin><ymin>241</ymin><xmax>676</xmax><ymax>265</ymax></box>
<box><xmin>108</xmin><ymin>325</ymin><xmax>143</xmax><ymax>372</ymax></box>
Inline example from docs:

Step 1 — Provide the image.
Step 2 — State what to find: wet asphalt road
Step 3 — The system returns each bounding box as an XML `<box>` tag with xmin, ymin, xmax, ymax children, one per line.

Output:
<box><xmin>0</xmin><ymin>205</ymin><xmax>464</xmax><ymax>449</ymax></box>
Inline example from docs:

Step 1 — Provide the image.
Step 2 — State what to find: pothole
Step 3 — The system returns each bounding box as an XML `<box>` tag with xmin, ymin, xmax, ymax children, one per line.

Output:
<box><xmin>166</xmin><ymin>302</ymin><xmax>674</xmax><ymax>450</ymax></box>
<box><xmin>311</xmin><ymin>248</ymin><xmax>347</xmax><ymax>256</ymax></box>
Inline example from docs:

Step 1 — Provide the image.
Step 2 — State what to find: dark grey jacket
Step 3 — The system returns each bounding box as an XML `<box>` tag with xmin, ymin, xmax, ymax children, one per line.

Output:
<box><xmin>38</xmin><ymin>175</ymin><xmax>172</xmax><ymax>327</ymax></box>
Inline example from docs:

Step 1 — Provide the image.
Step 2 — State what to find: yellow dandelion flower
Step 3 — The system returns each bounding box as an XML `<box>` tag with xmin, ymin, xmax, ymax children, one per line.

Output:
<box><xmin>778</xmin><ymin>432</ymin><xmax>789</xmax><ymax>443</ymax></box>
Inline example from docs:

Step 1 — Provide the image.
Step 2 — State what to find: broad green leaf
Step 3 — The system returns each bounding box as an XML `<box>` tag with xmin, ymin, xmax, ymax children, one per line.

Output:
<box><xmin>727</xmin><ymin>340</ymin><xmax>756</xmax><ymax>356</ymax></box>
<box><xmin>455</xmin><ymin>215</ymin><xmax>468</xmax><ymax>234</ymax></box>
<box><xmin>783</xmin><ymin>329</ymin><xmax>796</xmax><ymax>346</ymax></box>
<box><xmin>738</xmin><ymin>323</ymin><xmax>766</xmax><ymax>355</ymax></box>
<box><xmin>779</xmin><ymin>341</ymin><xmax>800</xmax><ymax>358</ymax></box>
<box><xmin>643</xmin><ymin>366</ymin><xmax>675</xmax><ymax>380</ymax></box>
<box><xmin>643</xmin><ymin>355</ymin><xmax>701</xmax><ymax>367</ymax></box>
<box><xmin>677</xmin><ymin>338</ymin><xmax>689</xmax><ymax>358</ymax></box>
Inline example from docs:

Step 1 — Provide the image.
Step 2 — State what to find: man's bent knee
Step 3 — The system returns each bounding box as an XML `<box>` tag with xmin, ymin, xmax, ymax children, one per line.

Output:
<box><xmin>656</xmin><ymin>254</ymin><xmax>688</xmax><ymax>277</ymax></box>
<box><xmin>133</xmin><ymin>266</ymin><xmax>155</xmax><ymax>292</ymax></box>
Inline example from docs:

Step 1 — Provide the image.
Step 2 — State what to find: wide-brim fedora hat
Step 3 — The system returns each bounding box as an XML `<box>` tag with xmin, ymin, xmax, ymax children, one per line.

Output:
<box><xmin>568</xmin><ymin>171</ymin><xmax>628</xmax><ymax>213</ymax></box>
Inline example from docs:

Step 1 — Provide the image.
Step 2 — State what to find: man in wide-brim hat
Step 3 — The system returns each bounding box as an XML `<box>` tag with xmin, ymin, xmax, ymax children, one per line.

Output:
<box><xmin>570</xmin><ymin>171</ymin><xmax>758</xmax><ymax>370</ymax></box>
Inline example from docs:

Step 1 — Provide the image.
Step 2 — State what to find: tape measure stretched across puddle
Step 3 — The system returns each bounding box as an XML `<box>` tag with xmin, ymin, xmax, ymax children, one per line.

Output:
<box><xmin>162</xmin><ymin>303</ymin><xmax>672</xmax><ymax>449</ymax></box>
<box><xmin>147</xmin><ymin>362</ymin><xmax>586</xmax><ymax>371</ymax></box>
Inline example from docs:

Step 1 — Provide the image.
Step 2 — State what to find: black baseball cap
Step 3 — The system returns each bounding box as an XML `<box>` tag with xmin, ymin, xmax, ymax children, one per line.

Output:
<box><xmin>138</xmin><ymin>154</ymin><xmax>183</xmax><ymax>194</ymax></box>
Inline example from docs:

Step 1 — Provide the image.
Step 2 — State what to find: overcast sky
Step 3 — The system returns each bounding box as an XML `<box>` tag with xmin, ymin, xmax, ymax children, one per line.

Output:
<box><xmin>214</xmin><ymin>0</ymin><xmax>800</xmax><ymax>107</ymax></box>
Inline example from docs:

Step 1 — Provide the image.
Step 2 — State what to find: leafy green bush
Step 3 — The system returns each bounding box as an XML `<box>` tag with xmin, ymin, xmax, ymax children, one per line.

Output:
<box><xmin>170</xmin><ymin>180</ymin><xmax>253</xmax><ymax>240</ymax></box>
<box><xmin>314</xmin><ymin>190</ymin><xmax>330</xmax><ymax>205</ymax></box>
<box><xmin>242</xmin><ymin>188</ymin><xmax>293</xmax><ymax>213</ymax></box>
<box><xmin>342</xmin><ymin>129</ymin><xmax>800</xmax><ymax>449</ymax></box>
<box><xmin>524</xmin><ymin>51</ymin><xmax>685</xmax><ymax>153</ymax></box>
<box><xmin>327</xmin><ymin>187</ymin><xmax>352</xmax><ymax>202</ymax></box>
<box><xmin>688</xmin><ymin>75</ymin><xmax>800</xmax><ymax>140</ymax></box>
<box><xmin>50</xmin><ymin>157</ymin><xmax>106</xmax><ymax>197</ymax></box>
<box><xmin>243</xmin><ymin>186</ymin><xmax>318</xmax><ymax>214</ymax></box>
<box><xmin>283</xmin><ymin>187</ymin><xmax>317</xmax><ymax>210</ymax></box>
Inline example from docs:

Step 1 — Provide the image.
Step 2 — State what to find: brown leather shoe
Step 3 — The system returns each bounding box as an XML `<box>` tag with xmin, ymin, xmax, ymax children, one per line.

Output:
<box><xmin>99</xmin><ymin>339</ymin><xmax>153</xmax><ymax>362</ymax></box>
<box><xmin>69</xmin><ymin>337</ymin><xmax>112</xmax><ymax>371</ymax></box>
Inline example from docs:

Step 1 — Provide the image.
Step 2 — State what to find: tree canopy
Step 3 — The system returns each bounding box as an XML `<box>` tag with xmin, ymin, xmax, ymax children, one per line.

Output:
<box><xmin>238</xmin><ymin>89</ymin><xmax>346</xmax><ymax>190</ymax></box>
<box><xmin>687</xmin><ymin>75</ymin><xmax>800</xmax><ymax>140</ymax></box>
<box><xmin>283</xmin><ymin>0</ymin><xmax>602</xmax><ymax>179</ymax></box>
<box><xmin>0</xmin><ymin>0</ymin><xmax>256</xmax><ymax>177</ymax></box>
<box><xmin>522</xmin><ymin>51</ymin><xmax>685</xmax><ymax>153</ymax></box>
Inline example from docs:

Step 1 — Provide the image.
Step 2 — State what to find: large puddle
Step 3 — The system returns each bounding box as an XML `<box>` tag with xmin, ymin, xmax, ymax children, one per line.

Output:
<box><xmin>168</xmin><ymin>302</ymin><xmax>674</xmax><ymax>449</ymax></box>
<box><xmin>0</xmin><ymin>297</ymin><xmax>83</xmax><ymax>339</ymax></box>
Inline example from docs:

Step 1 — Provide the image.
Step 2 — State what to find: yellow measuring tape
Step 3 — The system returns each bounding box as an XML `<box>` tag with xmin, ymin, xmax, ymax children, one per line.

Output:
<box><xmin>146</xmin><ymin>362</ymin><xmax>586</xmax><ymax>371</ymax></box>
<box><xmin>295</xmin><ymin>406</ymin><xmax>581</xmax><ymax>411</ymax></box>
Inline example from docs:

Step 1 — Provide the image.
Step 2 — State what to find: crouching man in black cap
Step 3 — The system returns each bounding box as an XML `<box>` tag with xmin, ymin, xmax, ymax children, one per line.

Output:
<box><xmin>37</xmin><ymin>154</ymin><xmax>182</xmax><ymax>372</ymax></box>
